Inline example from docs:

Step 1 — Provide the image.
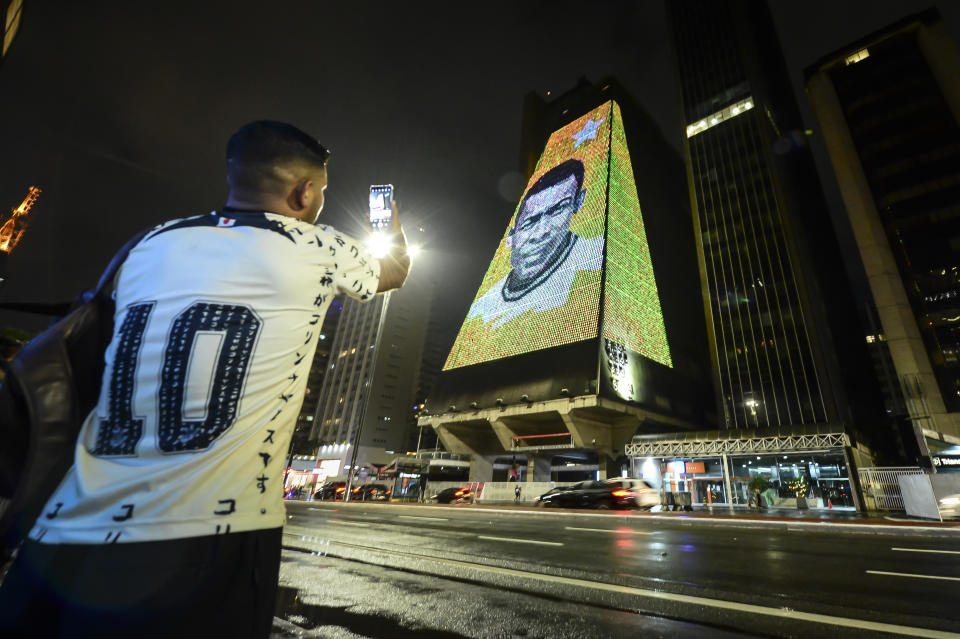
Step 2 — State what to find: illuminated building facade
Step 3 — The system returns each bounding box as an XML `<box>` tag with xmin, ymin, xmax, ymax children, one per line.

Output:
<box><xmin>422</xmin><ymin>83</ymin><xmax>711</xmax><ymax>482</ymax></box>
<box><xmin>0</xmin><ymin>185</ymin><xmax>40</xmax><ymax>283</ymax></box>
<box><xmin>805</xmin><ymin>8</ymin><xmax>960</xmax><ymax>461</ymax></box>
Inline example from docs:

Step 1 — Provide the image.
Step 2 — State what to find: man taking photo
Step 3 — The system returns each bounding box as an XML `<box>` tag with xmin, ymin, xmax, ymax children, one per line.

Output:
<box><xmin>0</xmin><ymin>120</ymin><xmax>411</xmax><ymax>637</ymax></box>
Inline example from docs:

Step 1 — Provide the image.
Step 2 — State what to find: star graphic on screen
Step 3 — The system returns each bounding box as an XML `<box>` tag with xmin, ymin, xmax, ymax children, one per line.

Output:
<box><xmin>571</xmin><ymin>117</ymin><xmax>605</xmax><ymax>148</ymax></box>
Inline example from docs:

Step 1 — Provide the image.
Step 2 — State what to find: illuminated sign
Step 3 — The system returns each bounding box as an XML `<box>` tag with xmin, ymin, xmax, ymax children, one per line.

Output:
<box><xmin>443</xmin><ymin>101</ymin><xmax>671</xmax><ymax>371</ymax></box>
<box><xmin>603</xmin><ymin>102</ymin><xmax>671</xmax><ymax>368</ymax></box>
<box><xmin>443</xmin><ymin>103</ymin><xmax>611</xmax><ymax>369</ymax></box>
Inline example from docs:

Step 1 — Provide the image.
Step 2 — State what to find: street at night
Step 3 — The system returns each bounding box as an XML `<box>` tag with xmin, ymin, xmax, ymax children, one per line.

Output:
<box><xmin>276</xmin><ymin>502</ymin><xmax>960</xmax><ymax>638</ymax></box>
<box><xmin>4</xmin><ymin>1</ymin><xmax>960</xmax><ymax>637</ymax></box>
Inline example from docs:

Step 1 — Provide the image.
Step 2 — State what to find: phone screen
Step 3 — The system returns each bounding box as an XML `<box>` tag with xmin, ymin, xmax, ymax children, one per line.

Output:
<box><xmin>369</xmin><ymin>184</ymin><xmax>393</xmax><ymax>230</ymax></box>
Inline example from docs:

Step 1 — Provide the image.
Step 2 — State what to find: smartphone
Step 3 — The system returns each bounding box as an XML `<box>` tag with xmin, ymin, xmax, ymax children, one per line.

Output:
<box><xmin>369</xmin><ymin>184</ymin><xmax>393</xmax><ymax>230</ymax></box>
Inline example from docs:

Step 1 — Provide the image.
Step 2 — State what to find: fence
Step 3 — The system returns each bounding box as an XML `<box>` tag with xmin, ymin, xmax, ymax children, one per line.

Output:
<box><xmin>858</xmin><ymin>467</ymin><xmax>925</xmax><ymax>511</ymax></box>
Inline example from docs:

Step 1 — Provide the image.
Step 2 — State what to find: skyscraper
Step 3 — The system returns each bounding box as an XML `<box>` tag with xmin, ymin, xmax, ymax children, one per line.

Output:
<box><xmin>667</xmin><ymin>0</ymin><xmax>883</xmax><ymax>439</ymax></box>
<box><xmin>805</xmin><ymin>8</ymin><xmax>960</xmax><ymax>463</ymax></box>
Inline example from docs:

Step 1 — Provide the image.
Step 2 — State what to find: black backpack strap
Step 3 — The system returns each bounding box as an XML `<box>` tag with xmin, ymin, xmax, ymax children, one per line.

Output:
<box><xmin>0</xmin><ymin>228</ymin><xmax>149</xmax><ymax>559</ymax></box>
<box><xmin>93</xmin><ymin>229</ymin><xmax>150</xmax><ymax>297</ymax></box>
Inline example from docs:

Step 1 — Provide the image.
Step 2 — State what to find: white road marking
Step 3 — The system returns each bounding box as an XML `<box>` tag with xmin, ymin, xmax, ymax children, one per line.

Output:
<box><xmin>565</xmin><ymin>526</ymin><xmax>651</xmax><ymax>535</ymax></box>
<box><xmin>867</xmin><ymin>569</ymin><xmax>960</xmax><ymax>582</ymax></box>
<box><xmin>398</xmin><ymin>515</ymin><xmax>449</xmax><ymax>522</ymax></box>
<box><xmin>327</xmin><ymin>519</ymin><xmax>370</xmax><ymax>527</ymax></box>
<box><xmin>477</xmin><ymin>535</ymin><xmax>563</xmax><ymax>547</ymax></box>
<box><xmin>892</xmin><ymin>547</ymin><xmax>960</xmax><ymax>555</ymax></box>
<box><xmin>283</xmin><ymin>528</ymin><xmax>960</xmax><ymax>639</ymax></box>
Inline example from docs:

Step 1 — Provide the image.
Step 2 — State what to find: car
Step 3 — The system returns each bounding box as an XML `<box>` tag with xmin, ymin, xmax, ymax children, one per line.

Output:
<box><xmin>536</xmin><ymin>479</ymin><xmax>656</xmax><ymax>509</ymax></box>
<box><xmin>433</xmin><ymin>486</ymin><xmax>475</xmax><ymax>504</ymax></box>
<box><xmin>314</xmin><ymin>481</ymin><xmax>346</xmax><ymax>501</ymax></box>
<box><xmin>938</xmin><ymin>493</ymin><xmax>960</xmax><ymax>520</ymax></box>
<box><xmin>353</xmin><ymin>483</ymin><xmax>391</xmax><ymax>501</ymax></box>
<box><xmin>613</xmin><ymin>478</ymin><xmax>660</xmax><ymax>510</ymax></box>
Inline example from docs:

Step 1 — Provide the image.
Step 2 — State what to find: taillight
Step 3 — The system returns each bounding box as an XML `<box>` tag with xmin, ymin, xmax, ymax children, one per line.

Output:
<box><xmin>335</xmin><ymin>487</ymin><xmax>345</xmax><ymax>493</ymax></box>
<box><xmin>454</xmin><ymin>489</ymin><xmax>465</xmax><ymax>496</ymax></box>
<box><xmin>611</xmin><ymin>489</ymin><xmax>631</xmax><ymax>497</ymax></box>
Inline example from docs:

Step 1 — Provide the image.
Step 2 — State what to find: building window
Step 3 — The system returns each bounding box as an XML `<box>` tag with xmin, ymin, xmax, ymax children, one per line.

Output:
<box><xmin>686</xmin><ymin>97</ymin><xmax>755</xmax><ymax>138</ymax></box>
<box><xmin>844</xmin><ymin>48</ymin><xmax>870</xmax><ymax>66</ymax></box>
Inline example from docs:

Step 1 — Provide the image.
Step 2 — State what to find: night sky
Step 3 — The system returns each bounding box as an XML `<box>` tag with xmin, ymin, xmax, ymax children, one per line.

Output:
<box><xmin>0</xmin><ymin>1</ymin><xmax>956</xmax><ymax>354</ymax></box>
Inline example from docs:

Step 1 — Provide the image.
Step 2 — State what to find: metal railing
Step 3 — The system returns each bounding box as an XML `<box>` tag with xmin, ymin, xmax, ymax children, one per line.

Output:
<box><xmin>858</xmin><ymin>466</ymin><xmax>925</xmax><ymax>512</ymax></box>
<box><xmin>511</xmin><ymin>432</ymin><xmax>575</xmax><ymax>451</ymax></box>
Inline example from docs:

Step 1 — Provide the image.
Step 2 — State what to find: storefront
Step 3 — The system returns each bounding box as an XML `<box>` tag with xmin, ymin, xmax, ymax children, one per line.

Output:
<box><xmin>626</xmin><ymin>429</ymin><xmax>862</xmax><ymax>511</ymax></box>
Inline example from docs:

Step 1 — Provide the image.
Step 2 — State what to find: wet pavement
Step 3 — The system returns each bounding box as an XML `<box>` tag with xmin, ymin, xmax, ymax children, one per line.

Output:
<box><xmin>271</xmin><ymin>547</ymin><xmax>759</xmax><ymax>639</ymax></box>
<box><xmin>271</xmin><ymin>501</ymin><xmax>960</xmax><ymax>638</ymax></box>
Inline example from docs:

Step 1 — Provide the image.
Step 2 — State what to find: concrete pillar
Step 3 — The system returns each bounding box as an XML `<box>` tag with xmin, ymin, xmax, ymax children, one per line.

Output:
<box><xmin>721</xmin><ymin>454</ymin><xmax>734</xmax><ymax>509</ymax></box>
<box><xmin>469</xmin><ymin>455</ymin><xmax>494</xmax><ymax>482</ymax></box>
<box><xmin>526</xmin><ymin>455</ymin><xmax>551</xmax><ymax>482</ymax></box>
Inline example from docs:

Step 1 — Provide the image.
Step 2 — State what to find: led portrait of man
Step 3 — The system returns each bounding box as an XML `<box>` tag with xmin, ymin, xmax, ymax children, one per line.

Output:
<box><xmin>467</xmin><ymin>159</ymin><xmax>604</xmax><ymax>328</ymax></box>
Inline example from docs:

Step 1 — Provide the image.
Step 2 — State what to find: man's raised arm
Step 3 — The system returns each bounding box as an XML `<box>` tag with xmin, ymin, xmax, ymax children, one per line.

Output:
<box><xmin>377</xmin><ymin>199</ymin><xmax>411</xmax><ymax>292</ymax></box>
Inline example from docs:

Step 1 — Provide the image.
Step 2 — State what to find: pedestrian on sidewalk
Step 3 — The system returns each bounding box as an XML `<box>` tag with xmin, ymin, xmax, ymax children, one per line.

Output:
<box><xmin>0</xmin><ymin>121</ymin><xmax>412</xmax><ymax>639</ymax></box>
<box><xmin>515</xmin><ymin>484</ymin><xmax>522</xmax><ymax>503</ymax></box>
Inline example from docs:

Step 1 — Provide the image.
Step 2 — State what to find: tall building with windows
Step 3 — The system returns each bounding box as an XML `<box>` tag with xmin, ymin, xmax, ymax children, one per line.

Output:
<box><xmin>666</xmin><ymin>1</ymin><xmax>886</xmax><ymax>450</ymax></box>
<box><xmin>309</xmin><ymin>268</ymin><xmax>434</xmax><ymax>476</ymax></box>
<box><xmin>287</xmin><ymin>296</ymin><xmax>344</xmax><ymax>456</ymax></box>
<box><xmin>805</xmin><ymin>8</ymin><xmax>960</xmax><ymax>463</ymax></box>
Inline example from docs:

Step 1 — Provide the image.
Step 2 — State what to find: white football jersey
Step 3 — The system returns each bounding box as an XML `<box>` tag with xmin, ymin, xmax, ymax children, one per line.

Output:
<box><xmin>29</xmin><ymin>211</ymin><xmax>380</xmax><ymax>544</ymax></box>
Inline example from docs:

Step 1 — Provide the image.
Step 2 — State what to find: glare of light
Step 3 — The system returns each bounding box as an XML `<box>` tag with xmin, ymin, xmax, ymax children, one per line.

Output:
<box><xmin>710</xmin><ymin>117</ymin><xmax>718</xmax><ymax>124</ymax></box>
<box><xmin>366</xmin><ymin>232</ymin><xmax>391</xmax><ymax>258</ymax></box>
<box><xmin>407</xmin><ymin>244</ymin><xmax>421</xmax><ymax>258</ymax></box>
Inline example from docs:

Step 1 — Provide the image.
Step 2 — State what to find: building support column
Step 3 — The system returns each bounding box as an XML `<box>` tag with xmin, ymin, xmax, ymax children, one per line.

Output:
<box><xmin>721</xmin><ymin>453</ymin><xmax>734</xmax><ymax>509</ymax></box>
<box><xmin>526</xmin><ymin>456</ymin><xmax>551</xmax><ymax>482</ymax></box>
<box><xmin>469</xmin><ymin>455</ymin><xmax>494</xmax><ymax>482</ymax></box>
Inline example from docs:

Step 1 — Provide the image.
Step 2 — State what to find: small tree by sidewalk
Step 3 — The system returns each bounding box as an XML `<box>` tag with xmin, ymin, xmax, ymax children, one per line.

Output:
<box><xmin>787</xmin><ymin>476</ymin><xmax>810</xmax><ymax>510</ymax></box>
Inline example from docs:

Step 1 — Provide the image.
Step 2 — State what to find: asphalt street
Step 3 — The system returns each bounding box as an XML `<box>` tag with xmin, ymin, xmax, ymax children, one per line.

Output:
<box><xmin>275</xmin><ymin>501</ymin><xmax>960</xmax><ymax>638</ymax></box>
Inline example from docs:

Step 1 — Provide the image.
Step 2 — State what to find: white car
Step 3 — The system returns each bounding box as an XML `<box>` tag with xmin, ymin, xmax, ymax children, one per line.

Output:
<box><xmin>938</xmin><ymin>494</ymin><xmax>960</xmax><ymax>520</ymax></box>
<box><xmin>606</xmin><ymin>478</ymin><xmax>660</xmax><ymax>510</ymax></box>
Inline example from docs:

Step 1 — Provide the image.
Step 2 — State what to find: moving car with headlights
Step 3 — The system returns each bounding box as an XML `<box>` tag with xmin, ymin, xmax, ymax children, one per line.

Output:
<box><xmin>314</xmin><ymin>481</ymin><xmax>347</xmax><ymax>501</ymax></box>
<box><xmin>354</xmin><ymin>483</ymin><xmax>391</xmax><ymax>501</ymax></box>
<box><xmin>433</xmin><ymin>486</ymin><xmax>475</xmax><ymax>504</ymax></box>
<box><xmin>939</xmin><ymin>493</ymin><xmax>960</xmax><ymax>520</ymax></box>
<box><xmin>536</xmin><ymin>479</ymin><xmax>657</xmax><ymax>509</ymax></box>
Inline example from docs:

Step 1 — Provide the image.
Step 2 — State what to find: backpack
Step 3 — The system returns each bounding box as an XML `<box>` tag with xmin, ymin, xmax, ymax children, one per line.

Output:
<box><xmin>0</xmin><ymin>230</ymin><xmax>146</xmax><ymax>560</ymax></box>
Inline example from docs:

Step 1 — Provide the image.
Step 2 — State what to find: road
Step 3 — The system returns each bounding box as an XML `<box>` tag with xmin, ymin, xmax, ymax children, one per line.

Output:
<box><xmin>275</xmin><ymin>501</ymin><xmax>960</xmax><ymax>638</ymax></box>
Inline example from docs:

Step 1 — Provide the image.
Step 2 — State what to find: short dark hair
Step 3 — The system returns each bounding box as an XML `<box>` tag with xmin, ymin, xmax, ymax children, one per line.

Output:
<box><xmin>522</xmin><ymin>159</ymin><xmax>585</xmax><ymax>207</ymax></box>
<box><xmin>226</xmin><ymin>120</ymin><xmax>330</xmax><ymax>193</ymax></box>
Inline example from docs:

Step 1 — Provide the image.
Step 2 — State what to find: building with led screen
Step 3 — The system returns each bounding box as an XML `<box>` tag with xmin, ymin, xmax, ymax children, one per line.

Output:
<box><xmin>421</xmin><ymin>87</ymin><xmax>710</xmax><ymax>482</ymax></box>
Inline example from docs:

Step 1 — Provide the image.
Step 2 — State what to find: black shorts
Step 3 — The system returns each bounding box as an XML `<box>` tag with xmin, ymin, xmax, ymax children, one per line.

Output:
<box><xmin>0</xmin><ymin>527</ymin><xmax>282</xmax><ymax>639</ymax></box>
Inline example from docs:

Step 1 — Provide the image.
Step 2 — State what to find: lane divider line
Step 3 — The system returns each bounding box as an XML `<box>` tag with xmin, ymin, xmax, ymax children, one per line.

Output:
<box><xmin>398</xmin><ymin>515</ymin><xmax>450</xmax><ymax>522</ymax></box>
<box><xmin>867</xmin><ymin>570</ymin><xmax>960</xmax><ymax>582</ymax></box>
<box><xmin>565</xmin><ymin>526</ymin><xmax>652</xmax><ymax>535</ymax></box>
<box><xmin>327</xmin><ymin>520</ymin><xmax>370</xmax><ymax>527</ymax></box>
<box><xmin>282</xmin><ymin>529</ymin><xmax>960</xmax><ymax>639</ymax></box>
<box><xmin>477</xmin><ymin>535</ymin><xmax>564</xmax><ymax>547</ymax></box>
<box><xmin>892</xmin><ymin>547</ymin><xmax>960</xmax><ymax>555</ymax></box>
